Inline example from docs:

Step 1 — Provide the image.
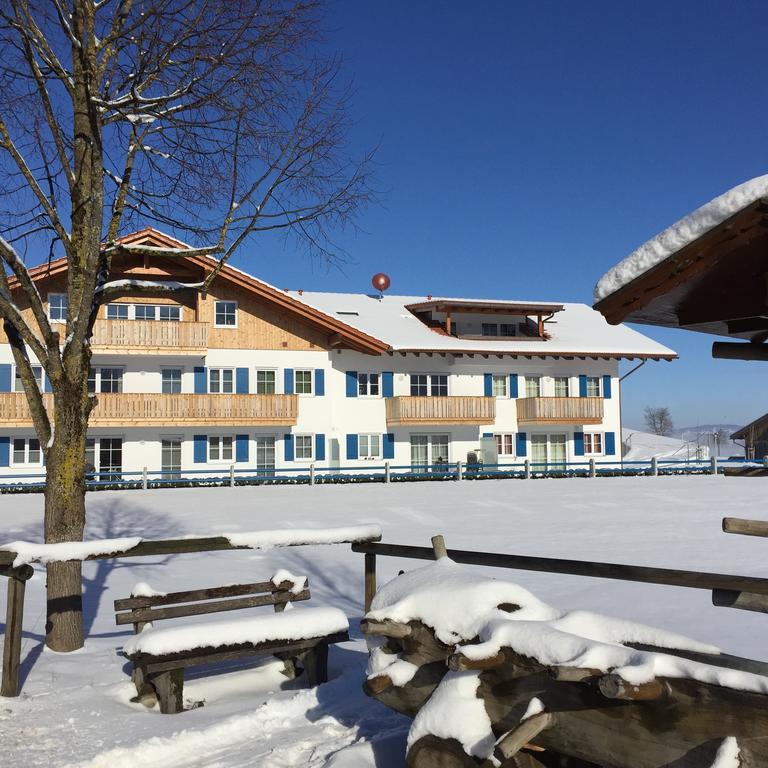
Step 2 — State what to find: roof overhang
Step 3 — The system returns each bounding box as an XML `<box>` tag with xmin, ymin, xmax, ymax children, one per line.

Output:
<box><xmin>390</xmin><ymin>348</ymin><xmax>675</xmax><ymax>360</ymax></box>
<box><xmin>406</xmin><ymin>299</ymin><xmax>565</xmax><ymax>316</ymax></box>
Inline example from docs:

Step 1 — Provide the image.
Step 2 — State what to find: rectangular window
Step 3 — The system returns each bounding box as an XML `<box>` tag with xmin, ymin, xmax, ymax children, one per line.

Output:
<box><xmin>410</xmin><ymin>374</ymin><xmax>447</xmax><ymax>396</ymax></box>
<box><xmin>499</xmin><ymin>323</ymin><xmax>516</xmax><ymax>337</ymax></box>
<box><xmin>410</xmin><ymin>434</ymin><xmax>449</xmax><ymax>469</ymax></box>
<box><xmin>481</xmin><ymin>323</ymin><xmax>499</xmax><ymax>337</ymax></box>
<box><xmin>295</xmin><ymin>370</ymin><xmax>313</xmax><ymax>395</ymax></box>
<box><xmin>99</xmin><ymin>368</ymin><xmax>123</xmax><ymax>393</ymax></box>
<box><xmin>410</xmin><ymin>374</ymin><xmax>428</xmax><ymax>396</ymax></box>
<box><xmin>525</xmin><ymin>376</ymin><xmax>541</xmax><ymax>398</ymax></box>
<box><xmin>85</xmin><ymin>438</ymin><xmax>96</xmax><ymax>475</ymax></box>
<box><xmin>158</xmin><ymin>305</ymin><xmax>181</xmax><ymax>321</ymax></box>
<box><xmin>209</xmin><ymin>368</ymin><xmax>234</xmax><ymax>394</ymax></box>
<box><xmin>492</xmin><ymin>374</ymin><xmax>508</xmax><ymax>398</ymax></box>
<box><xmin>12</xmin><ymin>438</ymin><xmax>40</xmax><ymax>465</ymax></box>
<box><xmin>14</xmin><ymin>365</ymin><xmax>43</xmax><ymax>393</ymax></box>
<box><xmin>161</xmin><ymin>368</ymin><xmax>182</xmax><ymax>394</ymax></box>
<box><xmin>209</xmin><ymin>435</ymin><xmax>233</xmax><ymax>461</ymax></box>
<box><xmin>255</xmin><ymin>370</ymin><xmax>276</xmax><ymax>394</ymax></box>
<box><xmin>583</xmin><ymin>433</ymin><xmax>603</xmax><ymax>455</ymax></box>
<box><xmin>295</xmin><ymin>434</ymin><xmax>314</xmax><ymax>460</ymax></box>
<box><xmin>586</xmin><ymin>376</ymin><xmax>601</xmax><ymax>397</ymax></box>
<box><xmin>495</xmin><ymin>434</ymin><xmax>515</xmax><ymax>456</ymax></box>
<box><xmin>554</xmin><ymin>376</ymin><xmax>570</xmax><ymax>397</ymax></box>
<box><xmin>99</xmin><ymin>437</ymin><xmax>123</xmax><ymax>481</ymax></box>
<box><xmin>358</xmin><ymin>372</ymin><xmax>380</xmax><ymax>396</ymax></box>
<box><xmin>430</xmin><ymin>374</ymin><xmax>448</xmax><ymax>396</ymax></box>
<box><xmin>48</xmin><ymin>294</ymin><xmax>68</xmax><ymax>322</ymax></box>
<box><xmin>359</xmin><ymin>434</ymin><xmax>381</xmax><ymax>459</ymax></box>
<box><xmin>134</xmin><ymin>304</ymin><xmax>157</xmax><ymax>321</ymax></box>
<box><xmin>214</xmin><ymin>300</ymin><xmax>237</xmax><ymax>327</ymax></box>
<box><xmin>106</xmin><ymin>303</ymin><xmax>129</xmax><ymax>320</ymax></box>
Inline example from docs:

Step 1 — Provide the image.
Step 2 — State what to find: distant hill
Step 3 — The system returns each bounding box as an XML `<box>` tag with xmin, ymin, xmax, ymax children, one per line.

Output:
<box><xmin>622</xmin><ymin>424</ymin><xmax>744</xmax><ymax>458</ymax></box>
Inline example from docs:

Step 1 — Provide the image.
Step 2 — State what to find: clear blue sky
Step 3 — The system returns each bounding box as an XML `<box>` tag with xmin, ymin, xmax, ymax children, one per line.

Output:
<box><xmin>233</xmin><ymin>1</ymin><xmax>768</xmax><ymax>430</ymax></box>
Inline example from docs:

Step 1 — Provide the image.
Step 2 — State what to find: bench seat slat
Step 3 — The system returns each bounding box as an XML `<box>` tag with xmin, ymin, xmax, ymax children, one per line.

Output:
<box><xmin>116</xmin><ymin>589</ymin><xmax>310</xmax><ymax>625</ymax></box>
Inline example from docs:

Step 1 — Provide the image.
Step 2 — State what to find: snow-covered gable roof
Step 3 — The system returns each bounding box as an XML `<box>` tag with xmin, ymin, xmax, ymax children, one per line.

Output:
<box><xmin>285</xmin><ymin>290</ymin><xmax>676</xmax><ymax>359</ymax></box>
<box><xmin>594</xmin><ymin>174</ymin><xmax>768</xmax><ymax>303</ymax></box>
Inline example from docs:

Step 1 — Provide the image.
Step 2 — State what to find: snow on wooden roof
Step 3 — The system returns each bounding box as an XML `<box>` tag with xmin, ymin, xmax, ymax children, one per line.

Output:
<box><xmin>286</xmin><ymin>290</ymin><xmax>677</xmax><ymax>359</ymax></box>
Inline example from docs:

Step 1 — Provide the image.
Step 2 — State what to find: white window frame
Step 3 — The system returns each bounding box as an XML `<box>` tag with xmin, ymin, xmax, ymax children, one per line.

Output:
<box><xmin>161</xmin><ymin>367</ymin><xmax>183</xmax><ymax>394</ymax></box>
<box><xmin>88</xmin><ymin>367</ymin><xmax>124</xmax><ymax>394</ymax></box>
<box><xmin>106</xmin><ymin>303</ymin><xmax>129</xmax><ymax>320</ymax></box>
<box><xmin>208</xmin><ymin>367</ymin><xmax>235</xmax><ymax>394</ymax></box>
<box><xmin>294</xmin><ymin>433</ymin><xmax>314</xmax><ymax>462</ymax></box>
<box><xmin>554</xmin><ymin>376</ymin><xmax>570</xmax><ymax>397</ymax></box>
<box><xmin>133</xmin><ymin>304</ymin><xmax>158</xmax><ymax>321</ymax></box>
<box><xmin>583</xmin><ymin>432</ymin><xmax>604</xmax><ymax>456</ymax></box>
<box><xmin>585</xmin><ymin>376</ymin><xmax>602</xmax><ymax>397</ymax></box>
<box><xmin>491</xmin><ymin>374</ymin><xmax>508</xmax><ymax>398</ymax></box>
<box><xmin>359</xmin><ymin>433</ymin><xmax>381</xmax><ymax>460</ymax></box>
<box><xmin>494</xmin><ymin>433</ymin><xmax>515</xmax><ymax>457</ymax></box>
<box><xmin>158</xmin><ymin>305</ymin><xmax>182</xmax><ymax>322</ymax></box>
<box><xmin>255</xmin><ymin>368</ymin><xmax>277</xmax><ymax>395</ymax></box>
<box><xmin>409</xmin><ymin>373</ymin><xmax>449</xmax><ymax>397</ymax></box>
<box><xmin>208</xmin><ymin>435</ymin><xmax>235</xmax><ymax>463</ymax></box>
<box><xmin>294</xmin><ymin>369</ymin><xmax>314</xmax><ymax>396</ymax></box>
<box><xmin>48</xmin><ymin>293</ymin><xmax>68</xmax><ymax>323</ymax></box>
<box><xmin>357</xmin><ymin>372</ymin><xmax>380</xmax><ymax>397</ymax></box>
<box><xmin>11</xmin><ymin>437</ymin><xmax>42</xmax><ymax>467</ymax></box>
<box><xmin>14</xmin><ymin>364</ymin><xmax>43</xmax><ymax>393</ymax></box>
<box><xmin>525</xmin><ymin>375</ymin><xmax>542</xmax><ymax>399</ymax></box>
<box><xmin>214</xmin><ymin>300</ymin><xmax>238</xmax><ymax>328</ymax></box>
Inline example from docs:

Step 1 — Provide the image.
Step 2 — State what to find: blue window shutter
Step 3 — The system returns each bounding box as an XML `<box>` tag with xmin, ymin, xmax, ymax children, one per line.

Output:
<box><xmin>315</xmin><ymin>369</ymin><xmax>325</xmax><ymax>396</ymax></box>
<box><xmin>574</xmin><ymin>431</ymin><xmax>585</xmax><ymax>456</ymax></box>
<box><xmin>315</xmin><ymin>433</ymin><xmax>326</xmax><ymax>461</ymax></box>
<box><xmin>482</xmin><ymin>432</ymin><xmax>493</xmax><ymax>438</ymax></box>
<box><xmin>603</xmin><ymin>375</ymin><xmax>612</xmax><ymax>399</ymax></box>
<box><xmin>194</xmin><ymin>367</ymin><xmax>207</xmax><ymax>394</ymax></box>
<box><xmin>44</xmin><ymin>374</ymin><xmax>53</xmax><ymax>393</ymax></box>
<box><xmin>578</xmin><ymin>374</ymin><xmax>587</xmax><ymax>398</ymax></box>
<box><xmin>284</xmin><ymin>369</ymin><xmax>294</xmax><ymax>395</ymax></box>
<box><xmin>483</xmin><ymin>373</ymin><xmax>493</xmax><ymax>397</ymax></box>
<box><xmin>346</xmin><ymin>433</ymin><xmax>358</xmax><ymax>460</ymax></box>
<box><xmin>382</xmin><ymin>371</ymin><xmax>394</xmax><ymax>398</ymax></box>
<box><xmin>383</xmin><ymin>433</ymin><xmax>394</xmax><ymax>459</ymax></box>
<box><xmin>0</xmin><ymin>364</ymin><xmax>11</xmax><ymax>393</ymax></box>
<box><xmin>346</xmin><ymin>371</ymin><xmax>358</xmax><ymax>398</ymax></box>
<box><xmin>605</xmin><ymin>431</ymin><xmax>616</xmax><ymax>456</ymax></box>
<box><xmin>510</xmin><ymin>373</ymin><xmax>519</xmax><ymax>398</ymax></box>
<box><xmin>516</xmin><ymin>432</ymin><xmax>527</xmax><ymax>457</ymax></box>
<box><xmin>235</xmin><ymin>434</ymin><xmax>249</xmax><ymax>462</ymax></box>
<box><xmin>236</xmin><ymin>368</ymin><xmax>249</xmax><ymax>394</ymax></box>
<box><xmin>284</xmin><ymin>434</ymin><xmax>294</xmax><ymax>462</ymax></box>
<box><xmin>0</xmin><ymin>436</ymin><xmax>8</xmax><ymax>467</ymax></box>
<box><xmin>193</xmin><ymin>435</ymin><xmax>207</xmax><ymax>463</ymax></box>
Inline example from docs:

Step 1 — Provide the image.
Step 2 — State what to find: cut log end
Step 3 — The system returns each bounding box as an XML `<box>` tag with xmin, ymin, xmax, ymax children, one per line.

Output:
<box><xmin>494</xmin><ymin>711</ymin><xmax>554</xmax><ymax>762</ymax></box>
<box><xmin>360</xmin><ymin>618</ymin><xmax>412</xmax><ymax>638</ymax></box>
<box><xmin>431</xmin><ymin>535</ymin><xmax>448</xmax><ymax>560</ymax></box>
<box><xmin>448</xmin><ymin>650</ymin><xmax>506</xmax><ymax>672</ymax></box>
<box><xmin>598</xmin><ymin>674</ymin><xmax>668</xmax><ymax>701</ymax></box>
<box><xmin>364</xmin><ymin>674</ymin><xmax>394</xmax><ymax>695</ymax></box>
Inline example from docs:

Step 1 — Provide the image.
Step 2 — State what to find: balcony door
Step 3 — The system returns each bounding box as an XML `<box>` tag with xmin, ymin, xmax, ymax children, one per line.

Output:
<box><xmin>531</xmin><ymin>433</ymin><xmax>567</xmax><ymax>471</ymax></box>
<box><xmin>161</xmin><ymin>438</ymin><xmax>182</xmax><ymax>480</ymax></box>
<box><xmin>255</xmin><ymin>436</ymin><xmax>276</xmax><ymax>476</ymax></box>
<box><xmin>410</xmin><ymin>433</ymin><xmax>450</xmax><ymax>471</ymax></box>
<box><xmin>99</xmin><ymin>437</ymin><xmax>123</xmax><ymax>481</ymax></box>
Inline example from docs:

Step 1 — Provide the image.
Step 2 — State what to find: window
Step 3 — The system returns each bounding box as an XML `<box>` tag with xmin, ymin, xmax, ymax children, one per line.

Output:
<box><xmin>14</xmin><ymin>365</ymin><xmax>43</xmax><ymax>393</ymax></box>
<box><xmin>358</xmin><ymin>372</ymin><xmax>380</xmax><ymax>396</ymax></box>
<box><xmin>255</xmin><ymin>370</ymin><xmax>276</xmax><ymax>394</ymax></box>
<box><xmin>209</xmin><ymin>435</ymin><xmax>234</xmax><ymax>461</ymax></box>
<box><xmin>295</xmin><ymin>434</ymin><xmax>314</xmax><ymax>461</ymax></box>
<box><xmin>410</xmin><ymin>434</ymin><xmax>449</xmax><ymax>469</ymax></box>
<box><xmin>525</xmin><ymin>376</ymin><xmax>541</xmax><ymax>398</ymax></box>
<box><xmin>48</xmin><ymin>294</ymin><xmax>67</xmax><ymax>322</ymax></box>
<box><xmin>410</xmin><ymin>374</ymin><xmax>428</xmax><ymax>396</ymax></box>
<box><xmin>12</xmin><ymin>438</ymin><xmax>41</xmax><ymax>465</ymax></box>
<box><xmin>492</xmin><ymin>374</ymin><xmax>508</xmax><ymax>398</ymax></box>
<box><xmin>481</xmin><ymin>323</ymin><xmax>516</xmax><ymax>337</ymax></box>
<box><xmin>85</xmin><ymin>437</ymin><xmax>123</xmax><ymax>480</ymax></box>
<box><xmin>430</xmin><ymin>375</ymin><xmax>448</xmax><ymax>396</ymax></box>
<box><xmin>214</xmin><ymin>300</ymin><xmax>237</xmax><ymax>327</ymax></box>
<box><xmin>161</xmin><ymin>368</ymin><xmax>182</xmax><ymax>394</ymax></box>
<box><xmin>359</xmin><ymin>434</ymin><xmax>381</xmax><ymax>459</ymax></box>
<box><xmin>482</xmin><ymin>323</ymin><xmax>498</xmax><ymax>337</ymax></box>
<box><xmin>495</xmin><ymin>434</ymin><xmax>515</xmax><ymax>456</ymax></box>
<box><xmin>554</xmin><ymin>376</ymin><xmax>570</xmax><ymax>397</ymax></box>
<box><xmin>106</xmin><ymin>303</ymin><xmax>129</xmax><ymax>320</ymax></box>
<box><xmin>209</xmin><ymin>368</ymin><xmax>234</xmax><ymax>394</ymax></box>
<box><xmin>586</xmin><ymin>376</ymin><xmax>601</xmax><ymax>397</ymax></box>
<box><xmin>295</xmin><ymin>370</ymin><xmax>313</xmax><ymax>395</ymax></box>
<box><xmin>134</xmin><ymin>304</ymin><xmax>157</xmax><ymax>321</ymax></box>
<box><xmin>159</xmin><ymin>305</ymin><xmax>181</xmax><ymax>321</ymax></box>
<box><xmin>583</xmin><ymin>433</ymin><xmax>603</xmax><ymax>455</ymax></box>
<box><xmin>410</xmin><ymin>374</ymin><xmax>448</xmax><ymax>396</ymax></box>
<box><xmin>99</xmin><ymin>368</ymin><xmax>123</xmax><ymax>393</ymax></box>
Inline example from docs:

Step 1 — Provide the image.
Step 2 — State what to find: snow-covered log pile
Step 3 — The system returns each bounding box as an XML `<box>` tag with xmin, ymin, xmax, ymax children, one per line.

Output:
<box><xmin>362</xmin><ymin>554</ymin><xmax>768</xmax><ymax>768</ymax></box>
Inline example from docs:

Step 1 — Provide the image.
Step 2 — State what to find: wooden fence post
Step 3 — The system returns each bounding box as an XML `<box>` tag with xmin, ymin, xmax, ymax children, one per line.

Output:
<box><xmin>651</xmin><ymin>456</ymin><xmax>658</xmax><ymax>476</ymax></box>
<box><xmin>456</xmin><ymin>461</ymin><xmax>463</xmax><ymax>481</ymax></box>
<box><xmin>589</xmin><ymin>458</ymin><xmax>596</xmax><ymax>478</ymax></box>
<box><xmin>364</xmin><ymin>552</ymin><xmax>376</xmax><ymax>613</ymax></box>
<box><xmin>142</xmin><ymin>466</ymin><xmax>148</xmax><ymax>491</ymax></box>
<box><xmin>1</xmin><ymin>564</ymin><xmax>34</xmax><ymax>698</ymax></box>
<box><xmin>310</xmin><ymin>463</ymin><xmax>316</xmax><ymax>486</ymax></box>
<box><xmin>229</xmin><ymin>464</ymin><xmax>235</xmax><ymax>487</ymax></box>
<box><xmin>384</xmin><ymin>462</ymin><xmax>391</xmax><ymax>484</ymax></box>
<box><xmin>524</xmin><ymin>459</ymin><xmax>531</xmax><ymax>479</ymax></box>
<box><xmin>711</xmin><ymin>456</ymin><xmax>718</xmax><ymax>475</ymax></box>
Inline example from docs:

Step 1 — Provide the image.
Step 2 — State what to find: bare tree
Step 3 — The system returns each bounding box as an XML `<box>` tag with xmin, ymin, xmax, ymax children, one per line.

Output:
<box><xmin>0</xmin><ymin>0</ymin><xmax>374</xmax><ymax>652</ymax></box>
<box><xmin>644</xmin><ymin>406</ymin><xmax>674</xmax><ymax>437</ymax></box>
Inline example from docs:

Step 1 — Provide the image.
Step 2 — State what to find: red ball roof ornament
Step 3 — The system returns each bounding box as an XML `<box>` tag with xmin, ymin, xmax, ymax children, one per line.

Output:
<box><xmin>371</xmin><ymin>272</ymin><xmax>391</xmax><ymax>295</ymax></box>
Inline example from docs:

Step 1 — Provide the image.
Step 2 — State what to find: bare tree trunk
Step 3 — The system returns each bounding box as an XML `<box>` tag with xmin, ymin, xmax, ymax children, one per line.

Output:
<box><xmin>43</xmin><ymin>385</ymin><xmax>91</xmax><ymax>651</ymax></box>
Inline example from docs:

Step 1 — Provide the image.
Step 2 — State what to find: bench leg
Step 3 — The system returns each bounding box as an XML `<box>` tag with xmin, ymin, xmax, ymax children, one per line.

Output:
<box><xmin>151</xmin><ymin>668</ymin><xmax>185</xmax><ymax>714</ymax></box>
<box><xmin>131</xmin><ymin>665</ymin><xmax>158</xmax><ymax>708</ymax></box>
<box><xmin>301</xmin><ymin>642</ymin><xmax>328</xmax><ymax>687</ymax></box>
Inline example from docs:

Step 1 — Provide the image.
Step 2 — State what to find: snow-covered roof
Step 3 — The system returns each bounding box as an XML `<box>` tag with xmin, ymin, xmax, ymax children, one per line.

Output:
<box><xmin>594</xmin><ymin>174</ymin><xmax>768</xmax><ymax>303</ymax></box>
<box><xmin>285</xmin><ymin>290</ymin><xmax>676</xmax><ymax>359</ymax></box>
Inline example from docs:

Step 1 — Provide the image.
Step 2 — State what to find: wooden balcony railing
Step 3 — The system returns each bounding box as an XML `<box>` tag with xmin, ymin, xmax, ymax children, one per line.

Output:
<box><xmin>516</xmin><ymin>396</ymin><xmax>604</xmax><ymax>425</ymax></box>
<box><xmin>385</xmin><ymin>396</ymin><xmax>495</xmax><ymax>426</ymax></box>
<box><xmin>0</xmin><ymin>393</ymin><xmax>298</xmax><ymax>427</ymax></box>
<box><xmin>91</xmin><ymin>320</ymin><xmax>208</xmax><ymax>354</ymax></box>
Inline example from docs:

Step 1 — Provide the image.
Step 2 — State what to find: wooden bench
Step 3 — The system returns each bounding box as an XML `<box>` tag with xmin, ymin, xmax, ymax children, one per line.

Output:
<box><xmin>114</xmin><ymin>575</ymin><xmax>349</xmax><ymax>714</ymax></box>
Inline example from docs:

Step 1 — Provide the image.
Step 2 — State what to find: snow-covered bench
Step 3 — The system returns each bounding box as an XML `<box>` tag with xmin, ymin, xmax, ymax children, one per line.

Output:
<box><xmin>114</xmin><ymin>574</ymin><xmax>349</xmax><ymax>713</ymax></box>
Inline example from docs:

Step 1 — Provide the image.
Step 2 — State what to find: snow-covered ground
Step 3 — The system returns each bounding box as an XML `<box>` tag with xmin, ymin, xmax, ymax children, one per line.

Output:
<box><xmin>621</xmin><ymin>427</ymin><xmax>700</xmax><ymax>460</ymax></box>
<box><xmin>1</xmin><ymin>476</ymin><xmax>767</xmax><ymax>767</ymax></box>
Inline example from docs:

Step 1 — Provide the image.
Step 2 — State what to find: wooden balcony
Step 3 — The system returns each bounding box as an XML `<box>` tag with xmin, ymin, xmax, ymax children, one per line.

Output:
<box><xmin>0</xmin><ymin>393</ymin><xmax>298</xmax><ymax>427</ymax></box>
<box><xmin>385</xmin><ymin>396</ymin><xmax>495</xmax><ymax>426</ymax></box>
<box><xmin>516</xmin><ymin>396</ymin><xmax>604</xmax><ymax>425</ymax></box>
<box><xmin>91</xmin><ymin>319</ymin><xmax>208</xmax><ymax>354</ymax></box>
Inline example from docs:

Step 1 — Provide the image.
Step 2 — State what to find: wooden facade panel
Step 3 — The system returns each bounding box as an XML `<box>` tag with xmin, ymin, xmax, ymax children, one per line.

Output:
<box><xmin>516</xmin><ymin>396</ymin><xmax>604</xmax><ymax>425</ymax></box>
<box><xmin>385</xmin><ymin>396</ymin><xmax>496</xmax><ymax>426</ymax></box>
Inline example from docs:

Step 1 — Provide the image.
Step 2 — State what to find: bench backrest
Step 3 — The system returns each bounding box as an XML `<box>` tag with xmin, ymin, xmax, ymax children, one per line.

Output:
<box><xmin>114</xmin><ymin>578</ymin><xmax>310</xmax><ymax>633</ymax></box>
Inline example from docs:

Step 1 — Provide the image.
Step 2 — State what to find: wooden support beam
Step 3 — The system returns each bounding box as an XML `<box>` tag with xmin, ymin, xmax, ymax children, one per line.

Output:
<box><xmin>1</xmin><ymin>565</ymin><xmax>33</xmax><ymax>698</ymax></box>
<box><xmin>494</xmin><ymin>712</ymin><xmax>553</xmax><ymax>763</ymax></box>
<box><xmin>723</xmin><ymin>517</ymin><xmax>768</xmax><ymax>538</ymax></box>
<box><xmin>712</xmin><ymin>342</ymin><xmax>768</xmax><ymax>361</ymax></box>
<box><xmin>364</xmin><ymin>552</ymin><xmax>376</xmax><ymax>613</ymax></box>
<box><xmin>448</xmin><ymin>650</ymin><xmax>505</xmax><ymax>671</ymax></box>
<box><xmin>360</xmin><ymin>618</ymin><xmax>412</xmax><ymax>638</ymax></box>
<box><xmin>713</xmin><ymin>588</ymin><xmax>768</xmax><ymax>614</ymax></box>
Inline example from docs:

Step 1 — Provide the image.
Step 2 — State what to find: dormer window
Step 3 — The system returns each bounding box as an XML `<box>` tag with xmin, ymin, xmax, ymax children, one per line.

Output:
<box><xmin>481</xmin><ymin>323</ymin><xmax>516</xmax><ymax>337</ymax></box>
